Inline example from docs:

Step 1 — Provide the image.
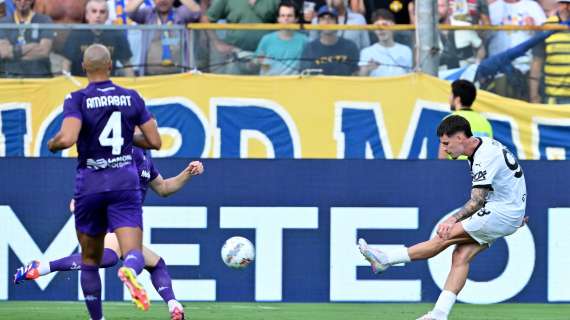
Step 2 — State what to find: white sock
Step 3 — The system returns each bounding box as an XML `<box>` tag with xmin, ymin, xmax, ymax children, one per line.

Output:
<box><xmin>386</xmin><ymin>247</ymin><xmax>411</xmax><ymax>265</ymax></box>
<box><xmin>433</xmin><ymin>290</ymin><xmax>457</xmax><ymax>317</ymax></box>
<box><xmin>168</xmin><ymin>299</ymin><xmax>183</xmax><ymax>312</ymax></box>
<box><xmin>38</xmin><ymin>260</ymin><xmax>51</xmax><ymax>276</ymax></box>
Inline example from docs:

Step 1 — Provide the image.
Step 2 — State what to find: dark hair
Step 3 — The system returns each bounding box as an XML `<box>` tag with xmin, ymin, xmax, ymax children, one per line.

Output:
<box><xmin>437</xmin><ymin>115</ymin><xmax>473</xmax><ymax>138</ymax></box>
<box><xmin>451</xmin><ymin>79</ymin><xmax>477</xmax><ymax>107</ymax></box>
<box><xmin>278</xmin><ymin>0</ymin><xmax>300</xmax><ymax>20</ymax></box>
<box><xmin>371</xmin><ymin>9</ymin><xmax>395</xmax><ymax>23</ymax></box>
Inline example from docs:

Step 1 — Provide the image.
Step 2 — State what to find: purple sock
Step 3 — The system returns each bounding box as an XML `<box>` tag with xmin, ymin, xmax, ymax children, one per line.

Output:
<box><xmin>80</xmin><ymin>264</ymin><xmax>103</xmax><ymax>320</ymax></box>
<box><xmin>123</xmin><ymin>249</ymin><xmax>145</xmax><ymax>275</ymax></box>
<box><xmin>145</xmin><ymin>258</ymin><xmax>176</xmax><ymax>303</ymax></box>
<box><xmin>50</xmin><ymin>249</ymin><xmax>119</xmax><ymax>272</ymax></box>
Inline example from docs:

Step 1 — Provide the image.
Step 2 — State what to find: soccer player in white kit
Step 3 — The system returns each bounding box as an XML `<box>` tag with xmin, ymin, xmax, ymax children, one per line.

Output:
<box><xmin>358</xmin><ymin>115</ymin><xmax>527</xmax><ymax>320</ymax></box>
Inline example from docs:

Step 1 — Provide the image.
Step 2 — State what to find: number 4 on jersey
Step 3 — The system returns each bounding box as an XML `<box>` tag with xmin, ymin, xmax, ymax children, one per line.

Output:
<box><xmin>99</xmin><ymin>111</ymin><xmax>124</xmax><ymax>155</ymax></box>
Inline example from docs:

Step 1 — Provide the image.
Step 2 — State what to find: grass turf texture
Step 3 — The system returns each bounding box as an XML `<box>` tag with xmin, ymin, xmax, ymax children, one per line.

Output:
<box><xmin>0</xmin><ymin>302</ymin><xmax>569</xmax><ymax>319</ymax></box>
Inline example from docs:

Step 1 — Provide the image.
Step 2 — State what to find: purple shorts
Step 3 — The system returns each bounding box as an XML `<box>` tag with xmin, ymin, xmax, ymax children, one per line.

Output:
<box><xmin>74</xmin><ymin>190</ymin><xmax>143</xmax><ymax>236</ymax></box>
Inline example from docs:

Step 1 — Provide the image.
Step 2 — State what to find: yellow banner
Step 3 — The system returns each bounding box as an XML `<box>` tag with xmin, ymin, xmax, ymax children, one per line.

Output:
<box><xmin>0</xmin><ymin>73</ymin><xmax>569</xmax><ymax>159</ymax></box>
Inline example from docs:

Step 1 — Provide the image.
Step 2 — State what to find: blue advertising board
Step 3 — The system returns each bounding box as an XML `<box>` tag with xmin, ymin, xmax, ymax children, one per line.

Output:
<box><xmin>1</xmin><ymin>159</ymin><xmax>569</xmax><ymax>303</ymax></box>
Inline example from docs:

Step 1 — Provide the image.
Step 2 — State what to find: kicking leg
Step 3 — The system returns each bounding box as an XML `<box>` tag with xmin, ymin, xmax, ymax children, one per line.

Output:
<box><xmin>52</xmin><ymin>233</ymin><xmax>120</xmax><ymax>270</ymax></box>
<box><xmin>143</xmin><ymin>246</ymin><xmax>185</xmax><ymax>320</ymax></box>
<box><xmin>408</xmin><ymin>222</ymin><xmax>476</xmax><ymax>260</ymax></box>
<box><xmin>14</xmin><ymin>233</ymin><xmax>121</xmax><ymax>284</ymax></box>
<box><xmin>77</xmin><ymin>230</ymin><xmax>106</xmax><ymax>320</ymax></box>
<box><xmin>359</xmin><ymin>221</ymin><xmax>476</xmax><ymax>274</ymax></box>
<box><xmin>423</xmin><ymin>242</ymin><xmax>487</xmax><ymax>320</ymax></box>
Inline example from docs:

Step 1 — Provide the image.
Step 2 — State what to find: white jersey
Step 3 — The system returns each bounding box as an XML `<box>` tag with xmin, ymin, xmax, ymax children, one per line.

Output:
<box><xmin>468</xmin><ymin>137</ymin><xmax>526</xmax><ymax>228</ymax></box>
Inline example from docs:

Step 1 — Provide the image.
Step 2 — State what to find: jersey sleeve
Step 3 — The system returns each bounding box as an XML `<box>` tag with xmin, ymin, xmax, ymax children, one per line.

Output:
<box><xmin>471</xmin><ymin>148</ymin><xmax>500</xmax><ymax>189</ymax></box>
<box><xmin>62</xmin><ymin>92</ymin><xmax>83</xmax><ymax>120</ymax></box>
<box><xmin>149</xmin><ymin>158</ymin><xmax>160</xmax><ymax>182</ymax></box>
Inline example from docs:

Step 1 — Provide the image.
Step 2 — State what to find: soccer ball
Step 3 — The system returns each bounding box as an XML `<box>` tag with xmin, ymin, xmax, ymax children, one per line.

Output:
<box><xmin>221</xmin><ymin>236</ymin><xmax>255</xmax><ymax>269</ymax></box>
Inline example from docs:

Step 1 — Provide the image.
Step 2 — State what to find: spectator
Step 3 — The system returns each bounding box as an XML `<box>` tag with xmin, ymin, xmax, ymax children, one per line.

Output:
<box><xmin>530</xmin><ymin>0</ymin><xmax>570</xmax><ymax>104</ymax></box>
<box><xmin>33</xmin><ymin>0</ymin><xmax>88</xmax><ymax>68</ymax></box>
<box><xmin>62</xmin><ymin>0</ymin><xmax>134</xmax><ymax>77</ymax></box>
<box><xmin>300</xmin><ymin>6</ymin><xmax>359</xmax><ymax>75</ymax></box>
<box><xmin>488</xmin><ymin>0</ymin><xmax>546</xmax><ymax>100</ymax></box>
<box><xmin>369</xmin><ymin>0</ymin><xmax>414</xmax><ymax>45</ymax></box>
<box><xmin>202</xmin><ymin>0</ymin><xmax>280</xmax><ymax>74</ymax></box>
<box><xmin>314</xmin><ymin>0</ymin><xmax>369</xmax><ymax>50</ymax></box>
<box><xmin>438</xmin><ymin>79</ymin><xmax>493</xmax><ymax>159</ymax></box>
<box><xmin>358</xmin><ymin>9</ymin><xmax>412</xmax><ymax>77</ymax></box>
<box><xmin>255</xmin><ymin>1</ymin><xmax>307</xmax><ymax>75</ymax></box>
<box><xmin>126</xmin><ymin>0</ymin><xmax>201</xmax><ymax>75</ymax></box>
<box><xmin>438</xmin><ymin>0</ymin><xmax>485</xmax><ymax>72</ymax></box>
<box><xmin>0</xmin><ymin>0</ymin><xmax>54</xmax><ymax>77</ymax></box>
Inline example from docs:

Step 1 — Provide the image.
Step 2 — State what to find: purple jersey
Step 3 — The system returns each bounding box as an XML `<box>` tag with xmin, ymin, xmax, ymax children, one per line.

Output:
<box><xmin>63</xmin><ymin>80</ymin><xmax>152</xmax><ymax>196</ymax></box>
<box><xmin>132</xmin><ymin>146</ymin><xmax>159</xmax><ymax>200</ymax></box>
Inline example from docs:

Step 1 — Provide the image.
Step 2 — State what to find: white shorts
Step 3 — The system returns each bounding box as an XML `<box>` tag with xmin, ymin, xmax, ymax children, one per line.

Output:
<box><xmin>461</xmin><ymin>208</ymin><xmax>520</xmax><ymax>245</ymax></box>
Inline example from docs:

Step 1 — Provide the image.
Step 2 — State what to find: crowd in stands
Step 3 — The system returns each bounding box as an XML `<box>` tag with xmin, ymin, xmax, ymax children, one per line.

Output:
<box><xmin>0</xmin><ymin>0</ymin><xmax>567</xmax><ymax>103</ymax></box>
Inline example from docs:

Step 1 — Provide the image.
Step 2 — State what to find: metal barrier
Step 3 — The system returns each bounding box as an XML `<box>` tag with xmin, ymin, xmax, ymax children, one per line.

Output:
<box><xmin>0</xmin><ymin>23</ymin><xmax>569</xmax><ymax>104</ymax></box>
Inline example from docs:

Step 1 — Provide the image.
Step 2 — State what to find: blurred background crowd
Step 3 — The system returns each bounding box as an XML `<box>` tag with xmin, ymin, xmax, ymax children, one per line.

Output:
<box><xmin>0</xmin><ymin>0</ymin><xmax>567</xmax><ymax>103</ymax></box>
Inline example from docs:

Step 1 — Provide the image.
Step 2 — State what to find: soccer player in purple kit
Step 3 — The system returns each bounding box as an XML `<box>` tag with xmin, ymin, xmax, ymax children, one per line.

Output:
<box><xmin>47</xmin><ymin>44</ymin><xmax>161</xmax><ymax>319</ymax></box>
<box><xmin>14</xmin><ymin>144</ymin><xmax>204</xmax><ymax>320</ymax></box>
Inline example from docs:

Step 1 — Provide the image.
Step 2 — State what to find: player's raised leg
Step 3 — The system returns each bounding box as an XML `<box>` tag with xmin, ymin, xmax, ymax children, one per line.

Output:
<box><xmin>143</xmin><ymin>246</ymin><xmax>185</xmax><ymax>320</ymax></box>
<box><xmin>14</xmin><ymin>212</ymin><xmax>121</xmax><ymax>284</ymax></box>
<box><xmin>359</xmin><ymin>222</ymin><xmax>475</xmax><ymax>274</ymax></box>
<box><xmin>14</xmin><ymin>243</ymin><xmax>119</xmax><ymax>284</ymax></box>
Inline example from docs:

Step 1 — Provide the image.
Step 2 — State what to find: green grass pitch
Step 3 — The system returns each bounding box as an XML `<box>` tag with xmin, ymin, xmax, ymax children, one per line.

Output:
<box><xmin>0</xmin><ymin>302</ymin><xmax>569</xmax><ymax>319</ymax></box>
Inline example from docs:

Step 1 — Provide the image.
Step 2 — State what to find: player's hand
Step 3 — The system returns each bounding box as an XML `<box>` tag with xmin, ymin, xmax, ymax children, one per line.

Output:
<box><xmin>69</xmin><ymin>199</ymin><xmax>75</xmax><ymax>214</ymax></box>
<box><xmin>437</xmin><ymin>217</ymin><xmax>457</xmax><ymax>240</ymax></box>
<box><xmin>47</xmin><ymin>138</ymin><xmax>56</xmax><ymax>153</ymax></box>
<box><xmin>185</xmin><ymin>161</ymin><xmax>204</xmax><ymax>176</ymax></box>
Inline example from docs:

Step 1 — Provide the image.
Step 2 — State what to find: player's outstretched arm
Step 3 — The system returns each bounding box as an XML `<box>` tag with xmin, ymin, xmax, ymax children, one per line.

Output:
<box><xmin>47</xmin><ymin>117</ymin><xmax>81</xmax><ymax>152</ymax></box>
<box><xmin>437</xmin><ymin>187</ymin><xmax>490</xmax><ymax>239</ymax></box>
<box><xmin>149</xmin><ymin>161</ymin><xmax>204</xmax><ymax>197</ymax></box>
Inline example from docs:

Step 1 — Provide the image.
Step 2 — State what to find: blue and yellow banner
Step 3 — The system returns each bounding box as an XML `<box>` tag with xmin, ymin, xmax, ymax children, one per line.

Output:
<box><xmin>0</xmin><ymin>73</ymin><xmax>569</xmax><ymax>159</ymax></box>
